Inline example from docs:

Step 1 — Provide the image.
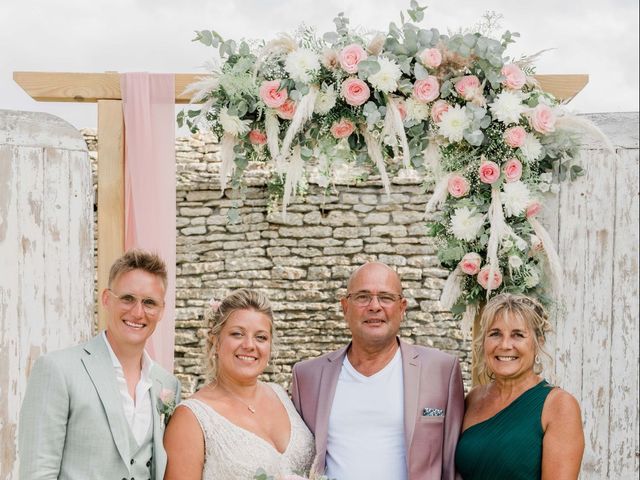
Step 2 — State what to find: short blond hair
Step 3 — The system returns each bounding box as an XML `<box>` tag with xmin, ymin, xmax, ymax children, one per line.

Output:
<box><xmin>108</xmin><ymin>249</ymin><xmax>168</xmax><ymax>290</ymax></box>
<box><xmin>473</xmin><ymin>293</ymin><xmax>552</xmax><ymax>380</ymax></box>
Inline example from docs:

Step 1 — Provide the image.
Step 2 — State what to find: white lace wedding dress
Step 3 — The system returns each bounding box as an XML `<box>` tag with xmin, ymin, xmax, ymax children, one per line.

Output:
<box><xmin>181</xmin><ymin>383</ymin><xmax>315</xmax><ymax>479</ymax></box>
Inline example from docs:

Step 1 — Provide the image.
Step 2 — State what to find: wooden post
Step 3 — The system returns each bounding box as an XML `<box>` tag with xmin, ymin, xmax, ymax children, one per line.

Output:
<box><xmin>96</xmin><ymin>100</ymin><xmax>125</xmax><ymax>328</ymax></box>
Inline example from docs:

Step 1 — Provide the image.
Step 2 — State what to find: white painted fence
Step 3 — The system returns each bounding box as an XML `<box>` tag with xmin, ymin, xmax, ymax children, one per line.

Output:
<box><xmin>0</xmin><ymin>110</ymin><xmax>94</xmax><ymax>479</ymax></box>
<box><xmin>544</xmin><ymin>112</ymin><xmax>639</xmax><ymax>479</ymax></box>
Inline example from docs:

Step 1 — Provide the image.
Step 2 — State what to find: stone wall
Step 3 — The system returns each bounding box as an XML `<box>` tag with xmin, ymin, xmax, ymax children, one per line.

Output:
<box><xmin>82</xmin><ymin>130</ymin><xmax>471</xmax><ymax>395</ymax></box>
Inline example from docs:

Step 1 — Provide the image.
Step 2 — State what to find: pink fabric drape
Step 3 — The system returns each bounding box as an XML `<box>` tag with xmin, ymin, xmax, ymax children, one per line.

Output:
<box><xmin>121</xmin><ymin>73</ymin><xmax>176</xmax><ymax>371</ymax></box>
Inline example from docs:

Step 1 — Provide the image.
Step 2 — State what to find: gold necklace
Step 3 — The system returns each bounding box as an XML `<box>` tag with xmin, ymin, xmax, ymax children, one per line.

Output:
<box><xmin>213</xmin><ymin>381</ymin><xmax>259</xmax><ymax>414</ymax></box>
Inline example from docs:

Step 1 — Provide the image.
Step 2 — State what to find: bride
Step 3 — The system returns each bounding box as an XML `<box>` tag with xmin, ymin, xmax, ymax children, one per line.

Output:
<box><xmin>164</xmin><ymin>289</ymin><xmax>315</xmax><ymax>479</ymax></box>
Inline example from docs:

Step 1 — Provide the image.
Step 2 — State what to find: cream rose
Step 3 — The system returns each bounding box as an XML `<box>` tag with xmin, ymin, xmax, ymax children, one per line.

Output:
<box><xmin>419</xmin><ymin>48</ymin><xmax>442</xmax><ymax>68</ymax></box>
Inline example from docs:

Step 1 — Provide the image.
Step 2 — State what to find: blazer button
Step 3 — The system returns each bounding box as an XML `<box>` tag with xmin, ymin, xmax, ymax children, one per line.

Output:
<box><xmin>130</xmin><ymin>459</ymin><xmax>135</xmax><ymax>465</ymax></box>
<box><xmin>146</xmin><ymin>460</ymin><xmax>151</xmax><ymax>467</ymax></box>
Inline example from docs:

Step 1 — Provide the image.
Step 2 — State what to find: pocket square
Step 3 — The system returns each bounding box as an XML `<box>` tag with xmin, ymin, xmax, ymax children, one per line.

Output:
<box><xmin>422</xmin><ymin>407</ymin><xmax>444</xmax><ymax>417</ymax></box>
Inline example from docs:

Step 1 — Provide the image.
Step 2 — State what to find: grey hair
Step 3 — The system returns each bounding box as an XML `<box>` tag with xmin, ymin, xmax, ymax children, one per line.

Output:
<box><xmin>204</xmin><ymin>289</ymin><xmax>276</xmax><ymax>381</ymax></box>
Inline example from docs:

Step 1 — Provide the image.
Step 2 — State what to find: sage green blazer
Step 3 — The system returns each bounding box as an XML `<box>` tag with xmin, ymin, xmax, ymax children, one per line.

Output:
<box><xmin>18</xmin><ymin>334</ymin><xmax>181</xmax><ymax>480</ymax></box>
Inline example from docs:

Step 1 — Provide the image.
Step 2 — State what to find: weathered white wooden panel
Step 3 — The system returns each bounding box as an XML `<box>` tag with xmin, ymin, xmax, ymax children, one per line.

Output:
<box><xmin>609</xmin><ymin>147</ymin><xmax>639</xmax><ymax>478</ymax></box>
<box><xmin>545</xmin><ymin>113</ymin><xmax>639</xmax><ymax>480</ymax></box>
<box><xmin>0</xmin><ymin>111</ymin><xmax>93</xmax><ymax>480</ymax></box>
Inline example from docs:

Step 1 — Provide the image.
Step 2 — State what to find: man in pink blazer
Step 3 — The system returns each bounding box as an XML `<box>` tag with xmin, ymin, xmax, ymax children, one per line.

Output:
<box><xmin>291</xmin><ymin>262</ymin><xmax>464</xmax><ymax>480</ymax></box>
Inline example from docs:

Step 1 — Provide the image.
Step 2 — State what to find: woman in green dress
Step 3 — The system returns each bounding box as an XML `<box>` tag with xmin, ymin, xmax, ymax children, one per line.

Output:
<box><xmin>455</xmin><ymin>294</ymin><xmax>584</xmax><ymax>479</ymax></box>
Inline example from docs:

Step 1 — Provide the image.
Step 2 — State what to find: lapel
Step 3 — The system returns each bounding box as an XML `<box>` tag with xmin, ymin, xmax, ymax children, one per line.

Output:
<box><xmin>81</xmin><ymin>335</ymin><xmax>130</xmax><ymax>466</ymax></box>
<box><xmin>314</xmin><ymin>345</ymin><xmax>348</xmax><ymax>459</ymax></box>
<box><xmin>400</xmin><ymin>340</ymin><xmax>421</xmax><ymax>451</ymax></box>
<box><xmin>149</xmin><ymin>366</ymin><xmax>166</xmax><ymax>479</ymax></box>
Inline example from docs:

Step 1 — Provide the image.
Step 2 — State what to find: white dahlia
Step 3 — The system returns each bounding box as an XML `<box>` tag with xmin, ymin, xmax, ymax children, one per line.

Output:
<box><xmin>437</xmin><ymin>105</ymin><xmax>470</xmax><ymax>142</ymax></box>
<box><xmin>367</xmin><ymin>57</ymin><xmax>402</xmax><ymax>93</ymax></box>
<box><xmin>284</xmin><ymin>48</ymin><xmax>320</xmax><ymax>83</ymax></box>
<box><xmin>449</xmin><ymin>206</ymin><xmax>484</xmax><ymax>242</ymax></box>
<box><xmin>314</xmin><ymin>85</ymin><xmax>337</xmax><ymax>114</ymax></box>
<box><xmin>502</xmin><ymin>181</ymin><xmax>531</xmax><ymax>217</ymax></box>
<box><xmin>406</xmin><ymin>97</ymin><xmax>431</xmax><ymax>122</ymax></box>
<box><xmin>520</xmin><ymin>133</ymin><xmax>543</xmax><ymax>162</ymax></box>
<box><xmin>489</xmin><ymin>91</ymin><xmax>527</xmax><ymax>125</ymax></box>
<box><xmin>219</xmin><ymin>107</ymin><xmax>250</xmax><ymax>136</ymax></box>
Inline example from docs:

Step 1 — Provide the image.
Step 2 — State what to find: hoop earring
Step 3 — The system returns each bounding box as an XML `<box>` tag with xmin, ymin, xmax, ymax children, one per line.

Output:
<box><xmin>535</xmin><ymin>354</ymin><xmax>541</xmax><ymax>365</ymax></box>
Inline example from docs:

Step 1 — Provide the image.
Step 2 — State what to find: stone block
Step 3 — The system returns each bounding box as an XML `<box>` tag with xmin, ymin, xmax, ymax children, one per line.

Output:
<box><xmin>363</xmin><ymin>212</ymin><xmax>390</xmax><ymax>225</ymax></box>
<box><xmin>225</xmin><ymin>257</ymin><xmax>273</xmax><ymax>271</ymax></box>
<box><xmin>272</xmin><ymin>266</ymin><xmax>307</xmax><ymax>280</ymax></box>
<box><xmin>371</xmin><ymin>225</ymin><xmax>408</xmax><ymax>237</ymax></box>
<box><xmin>279</xmin><ymin>226</ymin><xmax>333</xmax><ymax>238</ymax></box>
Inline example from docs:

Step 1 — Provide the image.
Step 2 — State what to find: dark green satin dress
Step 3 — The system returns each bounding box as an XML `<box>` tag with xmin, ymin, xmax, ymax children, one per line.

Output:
<box><xmin>455</xmin><ymin>380</ymin><xmax>553</xmax><ymax>480</ymax></box>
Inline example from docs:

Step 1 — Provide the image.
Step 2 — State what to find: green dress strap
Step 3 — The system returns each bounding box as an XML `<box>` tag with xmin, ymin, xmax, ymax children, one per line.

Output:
<box><xmin>455</xmin><ymin>380</ymin><xmax>553</xmax><ymax>480</ymax></box>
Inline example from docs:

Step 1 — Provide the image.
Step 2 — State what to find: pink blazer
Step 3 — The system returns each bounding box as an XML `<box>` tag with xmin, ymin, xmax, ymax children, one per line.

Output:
<box><xmin>291</xmin><ymin>340</ymin><xmax>464</xmax><ymax>480</ymax></box>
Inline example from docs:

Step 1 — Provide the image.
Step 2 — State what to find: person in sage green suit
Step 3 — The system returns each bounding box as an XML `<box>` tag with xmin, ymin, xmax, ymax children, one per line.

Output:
<box><xmin>19</xmin><ymin>249</ymin><xmax>181</xmax><ymax>480</ymax></box>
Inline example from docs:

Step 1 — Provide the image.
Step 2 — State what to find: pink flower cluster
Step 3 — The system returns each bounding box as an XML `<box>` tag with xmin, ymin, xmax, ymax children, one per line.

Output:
<box><xmin>458</xmin><ymin>254</ymin><xmax>503</xmax><ymax>290</ymax></box>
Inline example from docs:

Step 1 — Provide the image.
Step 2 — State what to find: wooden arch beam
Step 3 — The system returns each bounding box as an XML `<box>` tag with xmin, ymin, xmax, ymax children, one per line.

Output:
<box><xmin>13</xmin><ymin>70</ymin><xmax>589</xmax><ymax>335</ymax></box>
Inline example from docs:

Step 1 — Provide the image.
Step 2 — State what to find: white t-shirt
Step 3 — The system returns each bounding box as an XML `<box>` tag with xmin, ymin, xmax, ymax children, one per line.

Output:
<box><xmin>325</xmin><ymin>348</ymin><xmax>408</xmax><ymax>480</ymax></box>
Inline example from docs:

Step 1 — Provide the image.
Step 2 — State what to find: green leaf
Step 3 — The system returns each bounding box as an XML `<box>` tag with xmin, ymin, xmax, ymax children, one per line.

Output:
<box><xmin>417</xmin><ymin>29</ymin><xmax>433</xmax><ymax>46</ymax></box>
<box><xmin>176</xmin><ymin>110</ymin><xmax>184</xmax><ymax>127</ymax></box>
<box><xmin>323</xmin><ymin>31</ymin><xmax>339</xmax><ymax>44</ymax></box>
<box><xmin>358</xmin><ymin>59</ymin><xmax>381</xmax><ymax>76</ymax></box>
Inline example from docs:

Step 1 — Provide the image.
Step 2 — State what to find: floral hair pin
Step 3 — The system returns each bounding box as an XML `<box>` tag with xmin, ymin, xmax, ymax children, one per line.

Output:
<box><xmin>209</xmin><ymin>298</ymin><xmax>222</xmax><ymax>312</ymax></box>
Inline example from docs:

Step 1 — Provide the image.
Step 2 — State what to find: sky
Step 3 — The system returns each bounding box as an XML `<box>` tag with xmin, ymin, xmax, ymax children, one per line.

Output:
<box><xmin>1</xmin><ymin>0</ymin><xmax>638</xmax><ymax>131</ymax></box>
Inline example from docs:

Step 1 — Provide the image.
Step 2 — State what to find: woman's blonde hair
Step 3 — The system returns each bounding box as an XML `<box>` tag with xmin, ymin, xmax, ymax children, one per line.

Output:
<box><xmin>473</xmin><ymin>293</ymin><xmax>552</xmax><ymax>381</ymax></box>
<box><xmin>204</xmin><ymin>289</ymin><xmax>275</xmax><ymax>381</ymax></box>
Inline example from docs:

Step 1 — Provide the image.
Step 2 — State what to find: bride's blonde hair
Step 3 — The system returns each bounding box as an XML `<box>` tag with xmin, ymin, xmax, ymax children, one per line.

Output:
<box><xmin>204</xmin><ymin>289</ymin><xmax>276</xmax><ymax>381</ymax></box>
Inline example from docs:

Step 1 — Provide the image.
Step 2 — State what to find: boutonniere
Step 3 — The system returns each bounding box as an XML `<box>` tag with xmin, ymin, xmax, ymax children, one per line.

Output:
<box><xmin>158</xmin><ymin>388</ymin><xmax>176</xmax><ymax>426</ymax></box>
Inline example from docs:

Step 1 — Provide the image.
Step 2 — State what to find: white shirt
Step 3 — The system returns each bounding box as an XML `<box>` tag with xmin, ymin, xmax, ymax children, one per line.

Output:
<box><xmin>325</xmin><ymin>348</ymin><xmax>408</xmax><ymax>480</ymax></box>
<box><xmin>102</xmin><ymin>332</ymin><xmax>153</xmax><ymax>446</ymax></box>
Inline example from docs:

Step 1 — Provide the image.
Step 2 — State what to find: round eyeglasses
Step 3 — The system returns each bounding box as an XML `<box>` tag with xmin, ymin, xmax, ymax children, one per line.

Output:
<box><xmin>107</xmin><ymin>289</ymin><xmax>164</xmax><ymax>316</ymax></box>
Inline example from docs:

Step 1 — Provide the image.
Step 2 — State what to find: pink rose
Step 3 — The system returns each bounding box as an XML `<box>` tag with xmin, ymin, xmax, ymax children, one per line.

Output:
<box><xmin>413</xmin><ymin>76</ymin><xmax>440</xmax><ymax>103</ymax></box>
<box><xmin>277</xmin><ymin>99</ymin><xmax>296</xmax><ymax>120</ymax></box>
<box><xmin>455</xmin><ymin>75</ymin><xmax>481</xmax><ymax>100</ymax></box>
<box><xmin>419</xmin><ymin>48</ymin><xmax>442</xmax><ymax>68</ymax></box>
<box><xmin>503</xmin><ymin>126</ymin><xmax>527</xmax><ymax>148</ymax></box>
<box><xmin>330</xmin><ymin>118</ymin><xmax>356</xmax><ymax>139</ymax></box>
<box><xmin>447</xmin><ymin>175</ymin><xmax>470</xmax><ymax>198</ymax></box>
<box><xmin>459</xmin><ymin>253</ymin><xmax>482</xmax><ymax>275</ymax></box>
<box><xmin>478</xmin><ymin>160</ymin><xmax>500</xmax><ymax>184</ymax></box>
<box><xmin>259</xmin><ymin>80</ymin><xmax>288</xmax><ymax>108</ymax></box>
<box><xmin>501</xmin><ymin>64</ymin><xmax>526</xmax><ymax>90</ymax></box>
<box><xmin>430</xmin><ymin>100</ymin><xmax>450</xmax><ymax>123</ymax></box>
<box><xmin>341</xmin><ymin>77</ymin><xmax>370</xmax><ymax>106</ymax></box>
<box><xmin>526</xmin><ymin>201</ymin><xmax>542</xmax><ymax>218</ymax></box>
<box><xmin>339</xmin><ymin>43</ymin><xmax>367</xmax><ymax>74</ymax></box>
<box><xmin>477</xmin><ymin>265</ymin><xmax>503</xmax><ymax>290</ymax></box>
<box><xmin>503</xmin><ymin>158</ymin><xmax>523</xmax><ymax>183</ymax></box>
<box><xmin>248</xmin><ymin>129</ymin><xmax>267</xmax><ymax>145</ymax></box>
<box><xmin>529</xmin><ymin>104</ymin><xmax>556</xmax><ymax>134</ymax></box>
